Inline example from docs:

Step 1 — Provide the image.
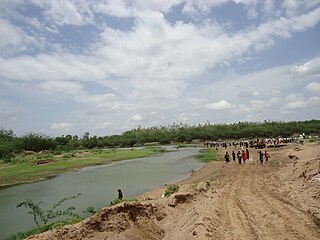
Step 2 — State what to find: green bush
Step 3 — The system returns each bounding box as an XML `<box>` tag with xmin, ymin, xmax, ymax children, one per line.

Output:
<box><xmin>197</xmin><ymin>149</ymin><xmax>217</xmax><ymax>163</ymax></box>
<box><xmin>13</xmin><ymin>194</ymin><xmax>97</xmax><ymax>240</ymax></box>
<box><xmin>0</xmin><ymin>140</ymin><xmax>15</xmax><ymax>162</ymax></box>
<box><xmin>18</xmin><ymin>133</ymin><xmax>56</xmax><ymax>152</ymax></box>
<box><xmin>110</xmin><ymin>198</ymin><xmax>138</xmax><ymax>206</ymax></box>
<box><xmin>164</xmin><ymin>184</ymin><xmax>179</xmax><ymax>197</ymax></box>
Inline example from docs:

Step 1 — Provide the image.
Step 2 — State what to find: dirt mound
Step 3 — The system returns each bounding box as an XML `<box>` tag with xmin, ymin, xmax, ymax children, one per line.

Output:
<box><xmin>274</xmin><ymin>143</ymin><xmax>320</xmax><ymax>228</ymax></box>
<box><xmin>28</xmin><ymin>202</ymin><xmax>167</xmax><ymax>240</ymax></box>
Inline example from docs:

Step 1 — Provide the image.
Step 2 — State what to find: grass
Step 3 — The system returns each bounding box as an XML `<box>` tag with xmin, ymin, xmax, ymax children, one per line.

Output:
<box><xmin>0</xmin><ymin>147</ymin><xmax>163</xmax><ymax>187</ymax></box>
<box><xmin>196</xmin><ymin>148</ymin><xmax>218</xmax><ymax>163</ymax></box>
<box><xmin>10</xmin><ymin>217</ymin><xmax>83</xmax><ymax>240</ymax></box>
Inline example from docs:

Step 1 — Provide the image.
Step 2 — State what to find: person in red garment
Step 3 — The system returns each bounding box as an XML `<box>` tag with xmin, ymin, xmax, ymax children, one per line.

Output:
<box><xmin>264</xmin><ymin>150</ymin><xmax>270</xmax><ymax>164</ymax></box>
<box><xmin>242</xmin><ymin>150</ymin><xmax>247</xmax><ymax>164</ymax></box>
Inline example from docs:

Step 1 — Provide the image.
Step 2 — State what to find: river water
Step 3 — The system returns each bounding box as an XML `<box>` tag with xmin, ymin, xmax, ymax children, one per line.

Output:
<box><xmin>0</xmin><ymin>147</ymin><xmax>204</xmax><ymax>239</ymax></box>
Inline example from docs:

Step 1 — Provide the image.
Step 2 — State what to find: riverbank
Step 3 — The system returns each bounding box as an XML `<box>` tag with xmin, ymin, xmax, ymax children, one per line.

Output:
<box><xmin>0</xmin><ymin>147</ymin><xmax>164</xmax><ymax>187</ymax></box>
<box><xmin>28</xmin><ymin>142</ymin><xmax>320</xmax><ymax>239</ymax></box>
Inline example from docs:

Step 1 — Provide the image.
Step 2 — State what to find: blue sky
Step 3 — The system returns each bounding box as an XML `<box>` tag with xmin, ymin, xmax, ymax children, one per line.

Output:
<box><xmin>0</xmin><ymin>0</ymin><xmax>319</xmax><ymax>137</ymax></box>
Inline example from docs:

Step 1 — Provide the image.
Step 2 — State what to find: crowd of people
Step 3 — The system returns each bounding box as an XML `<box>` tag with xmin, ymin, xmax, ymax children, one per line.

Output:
<box><xmin>203</xmin><ymin>137</ymin><xmax>300</xmax><ymax>165</ymax></box>
<box><xmin>224</xmin><ymin>148</ymin><xmax>269</xmax><ymax>164</ymax></box>
<box><xmin>204</xmin><ymin>137</ymin><xmax>294</xmax><ymax>150</ymax></box>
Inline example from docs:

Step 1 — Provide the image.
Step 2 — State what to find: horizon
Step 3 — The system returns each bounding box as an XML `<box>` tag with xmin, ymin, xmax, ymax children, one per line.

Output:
<box><xmin>1</xmin><ymin>1</ymin><xmax>320</xmax><ymax>137</ymax></box>
<box><xmin>2</xmin><ymin>118</ymin><xmax>318</xmax><ymax>138</ymax></box>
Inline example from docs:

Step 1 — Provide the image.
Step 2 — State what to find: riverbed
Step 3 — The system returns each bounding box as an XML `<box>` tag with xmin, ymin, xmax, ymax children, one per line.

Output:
<box><xmin>0</xmin><ymin>147</ymin><xmax>204</xmax><ymax>239</ymax></box>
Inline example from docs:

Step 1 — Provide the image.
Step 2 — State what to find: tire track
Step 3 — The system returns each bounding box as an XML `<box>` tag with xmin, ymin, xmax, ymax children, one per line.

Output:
<box><xmin>251</xmin><ymin>173</ymin><xmax>320</xmax><ymax>240</ymax></box>
<box><xmin>238</xmin><ymin>169</ymin><xmax>300</xmax><ymax>240</ymax></box>
<box><xmin>221</xmin><ymin>171</ymin><xmax>259</xmax><ymax>240</ymax></box>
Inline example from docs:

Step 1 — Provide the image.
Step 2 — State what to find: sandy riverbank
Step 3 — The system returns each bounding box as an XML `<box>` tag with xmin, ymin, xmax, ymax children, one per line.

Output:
<box><xmin>28</xmin><ymin>142</ymin><xmax>320</xmax><ymax>240</ymax></box>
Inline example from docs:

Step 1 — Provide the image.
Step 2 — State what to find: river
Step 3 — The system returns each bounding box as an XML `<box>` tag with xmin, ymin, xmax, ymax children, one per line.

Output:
<box><xmin>0</xmin><ymin>147</ymin><xmax>204</xmax><ymax>239</ymax></box>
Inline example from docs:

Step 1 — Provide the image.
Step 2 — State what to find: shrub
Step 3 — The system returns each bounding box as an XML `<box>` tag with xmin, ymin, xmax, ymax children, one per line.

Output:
<box><xmin>18</xmin><ymin>133</ymin><xmax>56</xmax><ymax>152</ymax></box>
<box><xmin>164</xmin><ymin>184</ymin><xmax>179</xmax><ymax>197</ymax></box>
<box><xmin>16</xmin><ymin>193</ymin><xmax>82</xmax><ymax>226</ymax></box>
<box><xmin>110</xmin><ymin>198</ymin><xmax>138</xmax><ymax>206</ymax></box>
<box><xmin>14</xmin><ymin>194</ymin><xmax>97</xmax><ymax>240</ymax></box>
<box><xmin>0</xmin><ymin>140</ymin><xmax>15</xmax><ymax>162</ymax></box>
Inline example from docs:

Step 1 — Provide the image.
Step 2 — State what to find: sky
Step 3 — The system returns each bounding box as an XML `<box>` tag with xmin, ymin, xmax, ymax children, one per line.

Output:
<box><xmin>0</xmin><ymin>0</ymin><xmax>320</xmax><ymax>137</ymax></box>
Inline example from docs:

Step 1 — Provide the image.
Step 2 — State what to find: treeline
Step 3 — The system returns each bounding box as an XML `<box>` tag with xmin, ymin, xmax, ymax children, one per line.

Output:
<box><xmin>1</xmin><ymin>120</ymin><xmax>320</xmax><ymax>161</ymax></box>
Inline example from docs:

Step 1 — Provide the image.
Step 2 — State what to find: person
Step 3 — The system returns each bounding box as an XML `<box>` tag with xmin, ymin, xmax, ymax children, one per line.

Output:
<box><xmin>258</xmin><ymin>150</ymin><xmax>264</xmax><ymax>164</ymax></box>
<box><xmin>264</xmin><ymin>150</ymin><xmax>269</xmax><ymax>163</ymax></box>
<box><xmin>232</xmin><ymin>151</ymin><xmax>236</xmax><ymax>161</ymax></box>
<box><xmin>118</xmin><ymin>189</ymin><xmax>123</xmax><ymax>200</ymax></box>
<box><xmin>237</xmin><ymin>151</ymin><xmax>242</xmax><ymax>164</ymax></box>
<box><xmin>242</xmin><ymin>150</ymin><xmax>247</xmax><ymax>164</ymax></box>
<box><xmin>246</xmin><ymin>148</ymin><xmax>249</xmax><ymax>160</ymax></box>
<box><xmin>224</xmin><ymin>151</ymin><xmax>230</xmax><ymax>163</ymax></box>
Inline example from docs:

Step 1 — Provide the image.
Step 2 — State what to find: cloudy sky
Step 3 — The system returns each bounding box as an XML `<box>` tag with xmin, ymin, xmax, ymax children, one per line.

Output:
<box><xmin>0</xmin><ymin>0</ymin><xmax>319</xmax><ymax>137</ymax></box>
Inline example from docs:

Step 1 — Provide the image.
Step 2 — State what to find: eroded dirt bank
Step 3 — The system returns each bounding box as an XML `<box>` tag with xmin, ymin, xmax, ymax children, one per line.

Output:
<box><xmin>28</xmin><ymin>143</ymin><xmax>320</xmax><ymax>240</ymax></box>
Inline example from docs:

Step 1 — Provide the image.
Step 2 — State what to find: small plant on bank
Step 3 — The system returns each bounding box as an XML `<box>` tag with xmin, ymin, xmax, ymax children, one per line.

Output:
<box><xmin>13</xmin><ymin>193</ymin><xmax>97</xmax><ymax>240</ymax></box>
<box><xmin>110</xmin><ymin>198</ymin><xmax>138</xmax><ymax>206</ymax></box>
<box><xmin>82</xmin><ymin>206</ymin><xmax>96</xmax><ymax>215</ymax></box>
<box><xmin>164</xmin><ymin>184</ymin><xmax>179</xmax><ymax>197</ymax></box>
<box><xmin>16</xmin><ymin>193</ymin><xmax>82</xmax><ymax>227</ymax></box>
<box><xmin>197</xmin><ymin>149</ymin><xmax>217</xmax><ymax>163</ymax></box>
<box><xmin>177</xmin><ymin>144</ymin><xmax>187</xmax><ymax>148</ymax></box>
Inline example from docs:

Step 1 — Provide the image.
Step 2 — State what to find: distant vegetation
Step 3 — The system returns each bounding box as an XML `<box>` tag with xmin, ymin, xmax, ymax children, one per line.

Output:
<box><xmin>1</xmin><ymin>120</ymin><xmax>320</xmax><ymax>163</ymax></box>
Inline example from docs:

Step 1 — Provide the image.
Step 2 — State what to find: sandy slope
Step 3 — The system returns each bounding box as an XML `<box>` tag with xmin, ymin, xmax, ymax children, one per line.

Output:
<box><xmin>28</xmin><ymin>142</ymin><xmax>320</xmax><ymax>240</ymax></box>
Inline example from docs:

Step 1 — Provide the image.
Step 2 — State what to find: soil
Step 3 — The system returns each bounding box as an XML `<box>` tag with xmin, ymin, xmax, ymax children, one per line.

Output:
<box><xmin>27</xmin><ymin>142</ymin><xmax>320</xmax><ymax>240</ymax></box>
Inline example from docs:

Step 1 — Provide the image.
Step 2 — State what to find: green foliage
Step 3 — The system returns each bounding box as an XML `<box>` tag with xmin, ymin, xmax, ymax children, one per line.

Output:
<box><xmin>16</xmin><ymin>200</ymin><xmax>47</xmax><ymax>226</ymax></box>
<box><xmin>164</xmin><ymin>184</ymin><xmax>179</xmax><ymax>197</ymax></box>
<box><xmin>1</xmin><ymin>119</ymin><xmax>320</xmax><ymax>160</ymax></box>
<box><xmin>16</xmin><ymin>193</ymin><xmax>82</xmax><ymax>227</ymax></box>
<box><xmin>177</xmin><ymin>144</ymin><xmax>187</xmax><ymax>148</ymax></box>
<box><xmin>10</xmin><ymin>217</ymin><xmax>83</xmax><ymax>240</ymax></box>
<box><xmin>13</xmin><ymin>193</ymin><xmax>97</xmax><ymax>240</ymax></box>
<box><xmin>19</xmin><ymin>132</ymin><xmax>56</xmax><ymax>152</ymax></box>
<box><xmin>0</xmin><ymin>128</ymin><xmax>16</xmax><ymax>162</ymax></box>
<box><xmin>110</xmin><ymin>198</ymin><xmax>138</xmax><ymax>206</ymax></box>
<box><xmin>197</xmin><ymin>149</ymin><xmax>218</xmax><ymax>163</ymax></box>
<box><xmin>0</xmin><ymin>140</ymin><xmax>15</xmax><ymax>162</ymax></box>
<box><xmin>82</xmin><ymin>206</ymin><xmax>96</xmax><ymax>215</ymax></box>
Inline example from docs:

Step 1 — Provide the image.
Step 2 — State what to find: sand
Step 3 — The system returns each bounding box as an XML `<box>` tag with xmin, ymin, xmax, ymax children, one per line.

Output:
<box><xmin>27</xmin><ymin>142</ymin><xmax>320</xmax><ymax>240</ymax></box>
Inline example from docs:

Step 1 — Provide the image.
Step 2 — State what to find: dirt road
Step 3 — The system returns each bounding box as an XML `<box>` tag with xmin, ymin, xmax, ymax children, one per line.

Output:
<box><xmin>29</xmin><ymin>143</ymin><xmax>320</xmax><ymax>240</ymax></box>
<box><xmin>218</xmin><ymin>165</ymin><xmax>319</xmax><ymax>240</ymax></box>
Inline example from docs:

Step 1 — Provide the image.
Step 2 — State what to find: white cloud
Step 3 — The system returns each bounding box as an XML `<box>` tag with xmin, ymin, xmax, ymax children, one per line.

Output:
<box><xmin>285</xmin><ymin>93</ymin><xmax>304</xmax><ymax>102</ymax></box>
<box><xmin>0</xmin><ymin>19</ymin><xmax>25</xmax><ymax>48</ymax></box>
<box><xmin>178</xmin><ymin>113</ymin><xmax>189</xmax><ymax>121</ymax></box>
<box><xmin>178</xmin><ymin>112</ymin><xmax>200</xmax><ymax>122</ymax></box>
<box><xmin>285</xmin><ymin>95</ymin><xmax>320</xmax><ymax>110</ymax></box>
<box><xmin>306</xmin><ymin>82</ymin><xmax>320</xmax><ymax>94</ymax></box>
<box><xmin>51</xmin><ymin>122</ymin><xmax>74</xmax><ymax>131</ymax></box>
<box><xmin>291</xmin><ymin>57</ymin><xmax>320</xmax><ymax>75</ymax></box>
<box><xmin>129</xmin><ymin>113</ymin><xmax>144</xmax><ymax>122</ymax></box>
<box><xmin>0</xmin><ymin>1</ymin><xmax>319</xmax><ymax>135</ymax></box>
<box><xmin>264</xmin><ymin>0</ymin><xmax>275</xmax><ymax>15</ymax></box>
<box><xmin>0</xmin><ymin>18</ymin><xmax>41</xmax><ymax>54</ymax></box>
<box><xmin>185</xmin><ymin>97</ymin><xmax>206</xmax><ymax>105</ymax></box>
<box><xmin>30</xmin><ymin>0</ymin><xmax>93</xmax><ymax>26</ymax></box>
<box><xmin>281</xmin><ymin>0</ymin><xmax>320</xmax><ymax>17</ymax></box>
<box><xmin>93</xmin><ymin>1</ymin><xmax>133</xmax><ymax>18</ymax></box>
<box><xmin>204</xmin><ymin>100</ymin><xmax>232</xmax><ymax>110</ymax></box>
<box><xmin>96</xmin><ymin>122</ymin><xmax>112</xmax><ymax>129</ymax></box>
